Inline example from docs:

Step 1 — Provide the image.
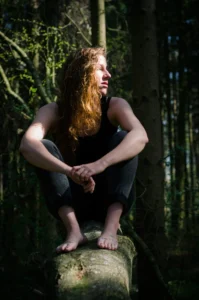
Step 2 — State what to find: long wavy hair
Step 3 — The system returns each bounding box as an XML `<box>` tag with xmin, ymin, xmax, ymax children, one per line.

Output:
<box><xmin>55</xmin><ymin>47</ymin><xmax>106</xmax><ymax>164</ymax></box>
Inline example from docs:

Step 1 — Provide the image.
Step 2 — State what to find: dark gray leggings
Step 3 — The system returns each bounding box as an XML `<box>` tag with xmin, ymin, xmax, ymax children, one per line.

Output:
<box><xmin>35</xmin><ymin>131</ymin><xmax>138</xmax><ymax>224</ymax></box>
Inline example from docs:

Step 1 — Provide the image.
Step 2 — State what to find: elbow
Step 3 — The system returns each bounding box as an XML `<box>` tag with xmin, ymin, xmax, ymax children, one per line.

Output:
<box><xmin>19</xmin><ymin>142</ymin><xmax>33</xmax><ymax>161</ymax></box>
<box><xmin>140</xmin><ymin>133</ymin><xmax>149</xmax><ymax>148</ymax></box>
<box><xmin>143</xmin><ymin>129</ymin><xmax>149</xmax><ymax>144</ymax></box>
<box><xmin>144</xmin><ymin>134</ymin><xmax>149</xmax><ymax>144</ymax></box>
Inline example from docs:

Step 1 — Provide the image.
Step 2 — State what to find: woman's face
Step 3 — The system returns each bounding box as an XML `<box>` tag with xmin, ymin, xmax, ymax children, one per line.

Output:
<box><xmin>95</xmin><ymin>55</ymin><xmax>111</xmax><ymax>96</ymax></box>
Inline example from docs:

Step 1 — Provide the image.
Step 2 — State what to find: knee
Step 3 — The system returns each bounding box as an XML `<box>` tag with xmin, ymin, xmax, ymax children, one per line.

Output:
<box><xmin>41</xmin><ymin>139</ymin><xmax>57</xmax><ymax>152</ymax></box>
<box><xmin>116</xmin><ymin>130</ymin><xmax>128</xmax><ymax>140</ymax></box>
<box><xmin>108</xmin><ymin>130</ymin><xmax>128</xmax><ymax>150</ymax></box>
<box><xmin>41</xmin><ymin>139</ymin><xmax>59</xmax><ymax>156</ymax></box>
<box><xmin>41</xmin><ymin>139</ymin><xmax>64</xmax><ymax>161</ymax></box>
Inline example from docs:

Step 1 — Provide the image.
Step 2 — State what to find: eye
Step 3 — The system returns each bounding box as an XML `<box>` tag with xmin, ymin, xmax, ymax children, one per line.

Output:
<box><xmin>96</xmin><ymin>65</ymin><xmax>103</xmax><ymax>70</ymax></box>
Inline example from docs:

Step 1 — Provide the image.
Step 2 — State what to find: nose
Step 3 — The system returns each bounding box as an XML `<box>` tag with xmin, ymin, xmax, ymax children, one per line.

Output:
<box><xmin>104</xmin><ymin>69</ymin><xmax>111</xmax><ymax>78</ymax></box>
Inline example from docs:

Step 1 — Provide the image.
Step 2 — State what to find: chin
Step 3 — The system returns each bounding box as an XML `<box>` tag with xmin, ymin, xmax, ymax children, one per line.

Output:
<box><xmin>100</xmin><ymin>88</ymin><xmax>108</xmax><ymax>96</ymax></box>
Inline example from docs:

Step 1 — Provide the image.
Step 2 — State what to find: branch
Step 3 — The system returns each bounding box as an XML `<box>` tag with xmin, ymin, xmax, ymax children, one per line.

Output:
<box><xmin>0</xmin><ymin>64</ymin><xmax>31</xmax><ymax>119</ymax></box>
<box><xmin>0</xmin><ymin>30</ymin><xmax>51</xmax><ymax>104</ymax></box>
<box><xmin>11</xmin><ymin>18</ymin><xmax>47</xmax><ymax>28</ymax></box>
<box><xmin>107</xmin><ymin>27</ymin><xmax>126</xmax><ymax>33</ymax></box>
<box><xmin>65</xmin><ymin>12</ymin><xmax>92</xmax><ymax>46</ymax></box>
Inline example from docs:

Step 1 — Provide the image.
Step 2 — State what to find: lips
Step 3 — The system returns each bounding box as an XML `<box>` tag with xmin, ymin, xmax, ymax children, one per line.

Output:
<box><xmin>101</xmin><ymin>82</ymin><xmax>108</xmax><ymax>87</ymax></box>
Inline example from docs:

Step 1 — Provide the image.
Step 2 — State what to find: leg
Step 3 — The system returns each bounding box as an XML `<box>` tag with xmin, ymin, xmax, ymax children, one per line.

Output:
<box><xmin>56</xmin><ymin>206</ymin><xmax>88</xmax><ymax>253</ymax></box>
<box><xmin>97</xmin><ymin>131</ymin><xmax>138</xmax><ymax>250</ymax></box>
<box><xmin>35</xmin><ymin>139</ymin><xmax>87</xmax><ymax>253</ymax></box>
<box><xmin>97</xmin><ymin>202</ymin><xmax>123</xmax><ymax>250</ymax></box>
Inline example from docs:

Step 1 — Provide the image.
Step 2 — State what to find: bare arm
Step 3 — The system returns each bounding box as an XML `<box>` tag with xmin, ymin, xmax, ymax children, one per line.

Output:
<box><xmin>20</xmin><ymin>102</ymin><xmax>95</xmax><ymax>192</ymax></box>
<box><xmin>99</xmin><ymin>97</ymin><xmax>149</xmax><ymax>168</ymax></box>
<box><xmin>19</xmin><ymin>102</ymin><xmax>72</xmax><ymax>175</ymax></box>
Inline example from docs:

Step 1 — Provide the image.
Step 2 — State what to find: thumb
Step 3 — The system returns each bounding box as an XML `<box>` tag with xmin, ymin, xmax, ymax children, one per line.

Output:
<box><xmin>71</xmin><ymin>165</ymin><xmax>81</xmax><ymax>175</ymax></box>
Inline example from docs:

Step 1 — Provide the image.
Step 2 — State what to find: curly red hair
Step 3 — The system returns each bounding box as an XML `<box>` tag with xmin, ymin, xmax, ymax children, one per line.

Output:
<box><xmin>55</xmin><ymin>47</ymin><xmax>106</xmax><ymax>163</ymax></box>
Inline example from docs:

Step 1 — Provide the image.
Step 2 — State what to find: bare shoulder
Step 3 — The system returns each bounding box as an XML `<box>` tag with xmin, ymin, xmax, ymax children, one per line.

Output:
<box><xmin>108</xmin><ymin>96</ymin><xmax>134</xmax><ymax>122</ymax></box>
<box><xmin>33</xmin><ymin>102</ymin><xmax>59</xmax><ymax>125</ymax></box>
<box><xmin>22</xmin><ymin>102</ymin><xmax>59</xmax><ymax>140</ymax></box>
<box><xmin>108</xmin><ymin>97</ymin><xmax>133</xmax><ymax>114</ymax></box>
<box><xmin>109</xmin><ymin>96</ymin><xmax>130</xmax><ymax>107</ymax></box>
<box><xmin>36</xmin><ymin>102</ymin><xmax>59</xmax><ymax>117</ymax></box>
<box><xmin>108</xmin><ymin>97</ymin><xmax>142</xmax><ymax>130</ymax></box>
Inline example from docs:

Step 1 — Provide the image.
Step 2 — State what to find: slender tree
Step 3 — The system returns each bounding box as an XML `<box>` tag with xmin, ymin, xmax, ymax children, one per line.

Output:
<box><xmin>90</xmin><ymin>0</ymin><xmax>106</xmax><ymax>48</ymax></box>
<box><xmin>126</xmin><ymin>0</ymin><xmax>167</xmax><ymax>298</ymax></box>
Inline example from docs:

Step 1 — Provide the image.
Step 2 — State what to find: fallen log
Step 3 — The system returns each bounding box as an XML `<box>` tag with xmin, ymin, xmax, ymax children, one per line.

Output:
<box><xmin>45</xmin><ymin>222</ymin><xmax>137</xmax><ymax>300</ymax></box>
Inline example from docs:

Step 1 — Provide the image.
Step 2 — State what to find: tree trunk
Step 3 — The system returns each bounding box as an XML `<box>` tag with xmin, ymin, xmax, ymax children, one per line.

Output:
<box><xmin>45</xmin><ymin>222</ymin><xmax>137</xmax><ymax>300</ymax></box>
<box><xmin>126</xmin><ymin>0</ymin><xmax>168</xmax><ymax>298</ymax></box>
<box><xmin>162</xmin><ymin>0</ymin><xmax>175</xmax><ymax>209</ymax></box>
<box><xmin>90</xmin><ymin>0</ymin><xmax>106</xmax><ymax>49</ymax></box>
<box><xmin>173</xmin><ymin>1</ymin><xmax>188</xmax><ymax>232</ymax></box>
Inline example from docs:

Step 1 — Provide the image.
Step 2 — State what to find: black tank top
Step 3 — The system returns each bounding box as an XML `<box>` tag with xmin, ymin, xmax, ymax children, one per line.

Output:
<box><xmin>76</xmin><ymin>96</ymin><xmax>118</xmax><ymax>164</ymax></box>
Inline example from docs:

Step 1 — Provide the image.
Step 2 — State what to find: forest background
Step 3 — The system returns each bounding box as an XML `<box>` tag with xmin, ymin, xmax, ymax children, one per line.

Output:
<box><xmin>0</xmin><ymin>0</ymin><xmax>199</xmax><ymax>299</ymax></box>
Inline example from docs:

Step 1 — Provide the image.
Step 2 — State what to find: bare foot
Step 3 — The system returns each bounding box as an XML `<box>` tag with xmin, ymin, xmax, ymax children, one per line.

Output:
<box><xmin>56</xmin><ymin>231</ymin><xmax>88</xmax><ymax>253</ymax></box>
<box><xmin>97</xmin><ymin>232</ymin><xmax>118</xmax><ymax>250</ymax></box>
<box><xmin>97</xmin><ymin>202</ymin><xmax>123</xmax><ymax>251</ymax></box>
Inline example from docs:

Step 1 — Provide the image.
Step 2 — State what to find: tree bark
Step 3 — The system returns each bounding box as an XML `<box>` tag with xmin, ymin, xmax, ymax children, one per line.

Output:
<box><xmin>126</xmin><ymin>0</ymin><xmax>168</xmax><ymax>298</ymax></box>
<box><xmin>45</xmin><ymin>222</ymin><xmax>137</xmax><ymax>300</ymax></box>
<box><xmin>90</xmin><ymin>0</ymin><xmax>106</xmax><ymax>49</ymax></box>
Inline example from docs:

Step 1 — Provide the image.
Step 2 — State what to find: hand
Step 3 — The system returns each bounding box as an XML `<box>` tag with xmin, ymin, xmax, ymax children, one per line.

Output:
<box><xmin>82</xmin><ymin>177</ymin><xmax>95</xmax><ymax>194</ymax></box>
<box><xmin>68</xmin><ymin>168</ymin><xmax>96</xmax><ymax>193</ymax></box>
<box><xmin>71</xmin><ymin>161</ymin><xmax>106</xmax><ymax>182</ymax></box>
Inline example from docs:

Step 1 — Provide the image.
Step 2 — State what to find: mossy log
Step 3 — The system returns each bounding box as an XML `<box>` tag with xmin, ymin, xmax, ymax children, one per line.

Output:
<box><xmin>46</xmin><ymin>222</ymin><xmax>137</xmax><ymax>300</ymax></box>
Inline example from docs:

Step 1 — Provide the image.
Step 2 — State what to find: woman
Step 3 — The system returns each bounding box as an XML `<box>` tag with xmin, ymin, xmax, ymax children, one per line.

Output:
<box><xmin>19</xmin><ymin>47</ymin><xmax>148</xmax><ymax>252</ymax></box>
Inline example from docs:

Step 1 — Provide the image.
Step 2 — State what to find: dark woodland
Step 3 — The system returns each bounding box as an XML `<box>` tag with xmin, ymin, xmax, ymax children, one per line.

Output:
<box><xmin>0</xmin><ymin>0</ymin><xmax>199</xmax><ymax>299</ymax></box>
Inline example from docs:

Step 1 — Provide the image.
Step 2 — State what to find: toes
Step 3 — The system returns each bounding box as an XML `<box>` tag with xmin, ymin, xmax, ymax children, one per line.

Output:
<box><xmin>56</xmin><ymin>235</ymin><xmax>88</xmax><ymax>254</ymax></box>
<box><xmin>97</xmin><ymin>239</ymin><xmax>103</xmax><ymax>248</ymax></box>
<box><xmin>98</xmin><ymin>238</ymin><xmax>106</xmax><ymax>249</ymax></box>
<box><xmin>56</xmin><ymin>244</ymin><xmax>66</xmax><ymax>253</ymax></box>
<box><xmin>56</xmin><ymin>245</ymin><xmax>63</xmax><ymax>253</ymax></box>
<box><xmin>62</xmin><ymin>243</ymin><xmax>72</xmax><ymax>251</ymax></box>
<box><xmin>56</xmin><ymin>242</ymin><xmax>77</xmax><ymax>253</ymax></box>
<box><xmin>97</xmin><ymin>237</ymin><xmax>118</xmax><ymax>250</ymax></box>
